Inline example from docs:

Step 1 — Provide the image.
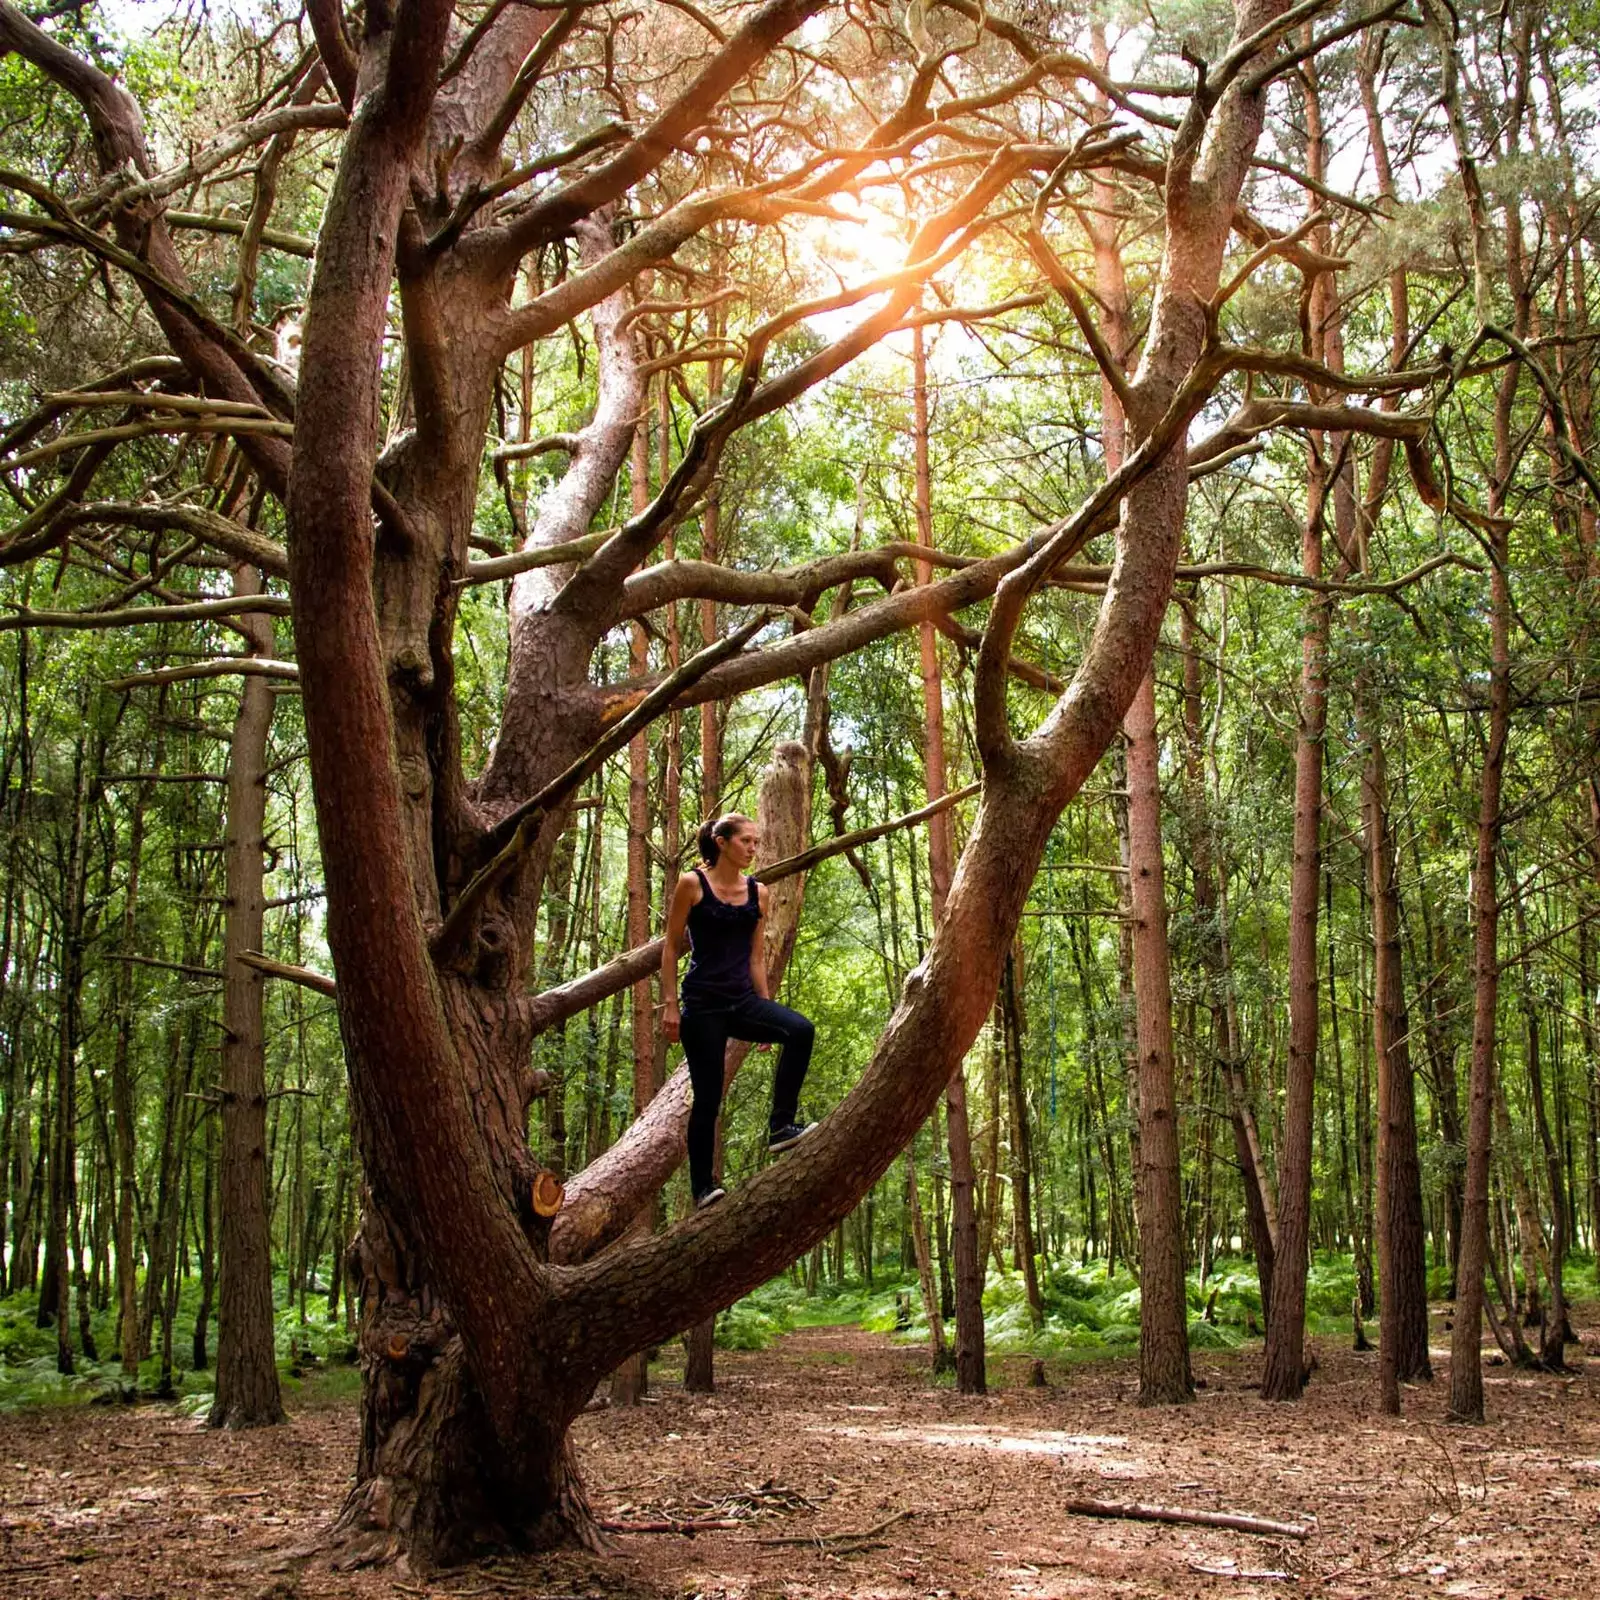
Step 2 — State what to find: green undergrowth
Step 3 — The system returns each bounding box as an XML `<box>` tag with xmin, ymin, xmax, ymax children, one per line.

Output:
<box><xmin>0</xmin><ymin>1270</ymin><xmax>358</xmax><ymax>1412</ymax></box>
<box><xmin>715</xmin><ymin>1249</ymin><xmax>1480</xmax><ymax>1365</ymax></box>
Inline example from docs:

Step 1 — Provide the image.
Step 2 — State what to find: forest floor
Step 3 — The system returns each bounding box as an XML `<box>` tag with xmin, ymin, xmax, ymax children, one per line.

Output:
<box><xmin>1</xmin><ymin>1302</ymin><xmax>1596</xmax><ymax>1600</ymax></box>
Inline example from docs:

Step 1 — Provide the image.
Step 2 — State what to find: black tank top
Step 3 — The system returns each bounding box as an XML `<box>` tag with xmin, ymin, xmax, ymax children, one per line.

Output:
<box><xmin>680</xmin><ymin>868</ymin><xmax>759</xmax><ymax>1009</ymax></box>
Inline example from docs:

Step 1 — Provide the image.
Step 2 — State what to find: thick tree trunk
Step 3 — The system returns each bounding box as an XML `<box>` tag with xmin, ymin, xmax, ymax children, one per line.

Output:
<box><xmin>273</xmin><ymin>0</ymin><xmax>1289</xmax><ymax>1565</ymax></box>
<box><xmin>211</xmin><ymin>563</ymin><xmax>286</xmax><ymax>1429</ymax></box>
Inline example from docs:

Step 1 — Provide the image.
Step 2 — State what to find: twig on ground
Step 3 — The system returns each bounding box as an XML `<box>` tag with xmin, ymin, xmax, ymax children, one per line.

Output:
<box><xmin>1188</xmin><ymin>1560</ymin><xmax>1295</xmax><ymax>1580</ymax></box>
<box><xmin>598</xmin><ymin>1515</ymin><xmax>743</xmax><ymax>1535</ymax></box>
<box><xmin>1062</xmin><ymin>1497</ymin><xmax>1314</xmax><ymax>1540</ymax></box>
<box><xmin>757</xmin><ymin>1506</ymin><xmax>915</xmax><ymax>1549</ymax></box>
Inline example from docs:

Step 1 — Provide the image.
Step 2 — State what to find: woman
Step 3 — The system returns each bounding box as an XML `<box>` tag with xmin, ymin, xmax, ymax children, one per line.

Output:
<box><xmin>662</xmin><ymin>812</ymin><xmax>815</xmax><ymax>1209</ymax></box>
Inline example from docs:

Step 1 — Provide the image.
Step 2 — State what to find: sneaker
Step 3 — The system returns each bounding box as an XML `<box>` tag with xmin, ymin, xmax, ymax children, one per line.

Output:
<box><xmin>767</xmin><ymin>1120</ymin><xmax>815</xmax><ymax>1154</ymax></box>
<box><xmin>694</xmin><ymin>1186</ymin><xmax>726</xmax><ymax>1211</ymax></box>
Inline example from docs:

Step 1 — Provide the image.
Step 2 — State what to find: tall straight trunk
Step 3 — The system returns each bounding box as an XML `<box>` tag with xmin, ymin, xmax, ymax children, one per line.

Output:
<box><xmin>1435</xmin><ymin>0</ymin><xmax>1529</xmax><ymax>1424</ymax></box>
<box><xmin>1370</xmin><ymin>740</ymin><xmax>1431</xmax><ymax>1410</ymax></box>
<box><xmin>913</xmin><ymin>323</ymin><xmax>985</xmax><ymax>1393</ymax></box>
<box><xmin>1580</xmin><ymin>920</ymin><xmax>1599</xmax><ymax>1255</ymax></box>
<box><xmin>614</xmin><ymin>423</ymin><xmax>658</xmax><ymax>1408</ymax></box>
<box><xmin>1002</xmin><ymin>955</ymin><xmax>1043</xmax><ymax>1324</ymax></box>
<box><xmin>905</xmin><ymin>1138</ymin><xmax>949</xmax><ymax>1369</ymax></box>
<box><xmin>1262</xmin><ymin>53</ymin><xmax>1342</xmax><ymax>1398</ymax></box>
<box><xmin>1083</xmin><ymin>152</ymin><xmax>1188</xmax><ymax>1391</ymax></box>
<box><xmin>1124</xmin><ymin>676</ymin><xmax>1189</xmax><ymax>1400</ymax></box>
<box><xmin>1261</xmin><ymin>469</ymin><xmax>1329</xmax><ymax>1396</ymax></box>
<box><xmin>1452</xmin><ymin>624</ymin><xmax>1510</xmax><ymax>1427</ymax></box>
<box><xmin>112</xmin><ymin>768</ymin><xmax>151</xmax><ymax>1379</ymax></box>
<box><xmin>211</xmin><ymin>563</ymin><xmax>286</xmax><ymax>1428</ymax></box>
<box><xmin>46</xmin><ymin>730</ymin><xmax>91</xmax><ymax>1374</ymax></box>
<box><xmin>1506</xmin><ymin>866</ymin><xmax>1568</xmax><ymax>1363</ymax></box>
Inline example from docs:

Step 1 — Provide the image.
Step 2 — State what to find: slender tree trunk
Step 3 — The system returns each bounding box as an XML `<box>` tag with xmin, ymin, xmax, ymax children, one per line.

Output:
<box><xmin>1263</xmin><ymin>54</ymin><xmax>1347</xmax><ymax>1396</ymax></box>
<box><xmin>1579</xmin><ymin>919</ymin><xmax>1599</xmax><ymax>1257</ymax></box>
<box><xmin>47</xmin><ymin>730</ymin><xmax>91</xmax><ymax>1374</ymax></box>
<box><xmin>211</xmin><ymin>563</ymin><xmax>286</xmax><ymax>1428</ymax></box>
<box><xmin>913</xmin><ymin>323</ymin><xmax>985</xmax><ymax>1392</ymax></box>
<box><xmin>194</xmin><ymin>1115</ymin><xmax>216</xmax><ymax>1370</ymax></box>
<box><xmin>1370</xmin><ymin>739</ymin><xmax>1432</xmax><ymax>1411</ymax></box>
<box><xmin>1124</xmin><ymin>677</ymin><xmax>1189</xmax><ymax>1400</ymax></box>
<box><xmin>613</xmin><ymin>423</ymin><xmax>658</xmax><ymax>1409</ymax></box>
<box><xmin>112</xmin><ymin>771</ymin><xmax>150</xmax><ymax>1380</ymax></box>
<box><xmin>979</xmin><ymin>1024</ymin><xmax>1003</xmax><ymax>1274</ymax></box>
<box><xmin>1002</xmin><ymin>956</ymin><xmax>1043</xmax><ymax>1325</ymax></box>
<box><xmin>1082</xmin><ymin>153</ymin><xmax>1189</xmax><ymax>1394</ymax></box>
<box><xmin>905</xmin><ymin>1138</ymin><xmax>949</xmax><ymax>1369</ymax></box>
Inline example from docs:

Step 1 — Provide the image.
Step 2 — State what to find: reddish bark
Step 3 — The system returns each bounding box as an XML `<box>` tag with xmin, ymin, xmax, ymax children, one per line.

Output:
<box><xmin>914</xmin><ymin>323</ymin><xmax>985</xmax><ymax>1394</ymax></box>
<box><xmin>210</xmin><ymin>564</ymin><xmax>285</xmax><ymax>1429</ymax></box>
<box><xmin>1261</xmin><ymin>52</ymin><xmax>1345</xmax><ymax>1401</ymax></box>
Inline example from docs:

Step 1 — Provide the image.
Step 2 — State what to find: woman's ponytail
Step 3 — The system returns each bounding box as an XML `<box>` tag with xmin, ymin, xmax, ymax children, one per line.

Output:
<box><xmin>698</xmin><ymin>812</ymin><xmax>753</xmax><ymax>865</ymax></box>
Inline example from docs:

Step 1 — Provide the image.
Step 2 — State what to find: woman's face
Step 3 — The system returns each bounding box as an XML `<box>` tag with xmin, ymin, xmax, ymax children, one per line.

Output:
<box><xmin>722</xmin><ymin>824</ymin><xmax>760</xmax><ymax>869</ymax></box>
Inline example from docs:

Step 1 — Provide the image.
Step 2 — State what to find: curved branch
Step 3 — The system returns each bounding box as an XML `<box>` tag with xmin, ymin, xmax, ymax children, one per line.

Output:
<box><xmin>619</xmin><ymin>546</ymin><xmax>900</xmax><ymax>619</ymax></box>
<box><xmin>64</xmin><ymin>503</ymin><xmax>289</xmax><ymax>577</ymax></box>
<box><xmin>1</xmin><ymin>594</ymin><xmax>291</xmax><ymax>632</ymax></box>
<box><xmin>437</xmin><ymin>613</ymin><xmax>771</xmax><ymax>961</ymax></box>
<box><xmin>306</xmin><ymin>0</ymin><xmax>358</xmax><ymax>110</ymax></box>
<box><xmin>104</xmin><ymin>657</ymin><xmax>299</xmax><ymax>691</ymax></box>
<box><xmin>485</xmin><ymin>0</ymin><xmax>828</xmax><ymax>272</ymax></box>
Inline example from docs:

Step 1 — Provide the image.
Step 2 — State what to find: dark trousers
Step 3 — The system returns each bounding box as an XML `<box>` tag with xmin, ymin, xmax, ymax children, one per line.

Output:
<box><xmin>680</xmin><ymin>992</ymin><xmax>814</xmax><ymax>1197</ymax></box>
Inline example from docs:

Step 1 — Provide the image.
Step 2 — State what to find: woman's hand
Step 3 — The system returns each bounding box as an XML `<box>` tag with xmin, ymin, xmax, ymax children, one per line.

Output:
<box><xmin>663</xmin><ymin>1004</ymin><xmax>680</xmax><ymax>1044</ymax></box>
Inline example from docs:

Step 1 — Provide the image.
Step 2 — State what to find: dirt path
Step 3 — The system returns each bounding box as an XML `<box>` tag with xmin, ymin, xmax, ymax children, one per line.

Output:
<box><xmin>1</xmin><ymin>1308</ymin><xmax>1596</xmax><ymax>1598</ymax></box>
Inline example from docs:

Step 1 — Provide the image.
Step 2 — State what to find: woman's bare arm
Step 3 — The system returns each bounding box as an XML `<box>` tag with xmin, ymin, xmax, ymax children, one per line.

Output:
<box><xmin>661</xmin><ymin>872</ymin><xmax>699</xmax><ymax>1042</ymax></box>
<box><xmin>750</xmin><ymin>881</ymin><xmax>770</xmax><ymax>1000</ymax></box>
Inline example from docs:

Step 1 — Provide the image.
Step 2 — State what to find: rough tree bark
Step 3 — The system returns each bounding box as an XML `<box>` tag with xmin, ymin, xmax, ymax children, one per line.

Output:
<box><xmin>210</xmin><ymin>562</ymin><xmax>286</xmax><ymax>1429</ymax></box>
<box><xmin>1433</xmin><ymin>0</ymin><xmax>1515</xmax><ymax>1423</ymax></box>
<box><xmin>1261</xmin><ymin>54</ymin><xmax>1346</xmax><ymax>1399</ymax></box>
<box><xmin>1066</xmin><ymin>129</ymin><xmax>1192</xmax><ymax>1399</ymax></box>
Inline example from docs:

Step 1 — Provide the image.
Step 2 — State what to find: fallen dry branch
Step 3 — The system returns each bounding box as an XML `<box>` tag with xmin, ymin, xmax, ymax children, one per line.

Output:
<box><xmin>598</xmin><ymin>1515</ymin><xmax>743</xmax><ymax>1535</ymax></box>
<box><xmin>757</xmin><ymin>1507</ymin><xmax>915</xmax><ymax>1549</ymax></box>
<box><xmin>1188</xmin><ymin>1560</ymin><xmax>1295</xmax><ymax>1580</ymax></box>
<box><xmin>1062</xmin><ymin>1497</ymin><xmax>1314</xmax><ymax>1540</ymax></box>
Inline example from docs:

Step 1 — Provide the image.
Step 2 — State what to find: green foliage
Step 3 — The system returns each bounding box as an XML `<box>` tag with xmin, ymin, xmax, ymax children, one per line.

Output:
<box><xmin>0</xmin><ymin>1269</ymin><xmax>356</xmax><ymax>1413</ymax></box>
